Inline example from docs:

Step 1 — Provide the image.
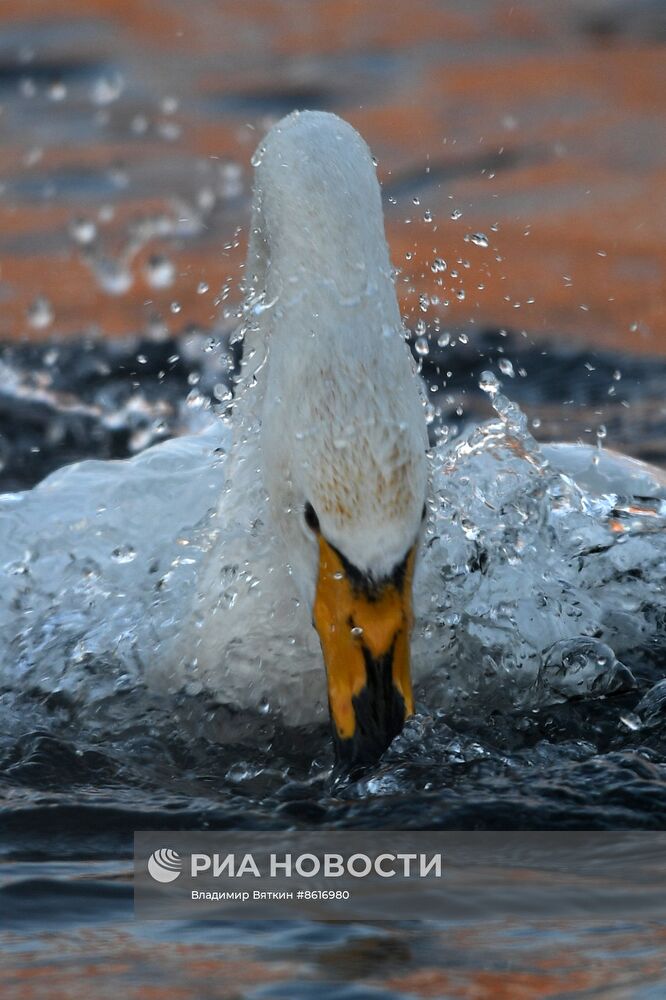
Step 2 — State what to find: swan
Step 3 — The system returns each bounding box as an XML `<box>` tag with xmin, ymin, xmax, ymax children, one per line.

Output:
<box><xmin>2</xmin><ymin>111</ymin><xmax>665</xmax><ymax>775</ymax></box>
<box><xmin>161</xmin><ymin>110</ymin><xmax>666</xmax><ymax>768</ymax></box>
<box><xmin>178</xmin><ymin>111</ymin><xmax>430</xmax><ymax>770</ymax></box>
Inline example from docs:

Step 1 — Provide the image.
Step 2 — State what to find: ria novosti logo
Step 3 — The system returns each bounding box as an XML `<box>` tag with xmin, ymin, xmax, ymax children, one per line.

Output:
<box><xmin>148</xmin><ymin>848</ymin><xmax>183</xmax><ymax>883</ymax></box>
<box><xmin>144</xmin><ymin>843</ymin><xmax>445</xmax><ymax>889</ymax></box>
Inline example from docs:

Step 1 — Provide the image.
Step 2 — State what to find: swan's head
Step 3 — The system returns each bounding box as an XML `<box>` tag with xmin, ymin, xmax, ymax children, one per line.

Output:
<box><xmin>246</xmin><ymin>111</ymin><xmax>428</xmax><ymax>770</ymax></box>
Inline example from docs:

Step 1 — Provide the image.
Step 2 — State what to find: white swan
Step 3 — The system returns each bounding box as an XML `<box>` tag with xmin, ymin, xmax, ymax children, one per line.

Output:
<box><xmin>177</xmin><ymin>111</ymin><xmax>429</xmax><ymax>768</ymax></box>
<box><xmin>167</xmin><ymin>111</ymin><xmax>666</xmax><ymax>764</ymax></box>
<box><xmin>2</xmin><ymin>111</ymin><xmax>665</xmax><ymax>772</ymax></box>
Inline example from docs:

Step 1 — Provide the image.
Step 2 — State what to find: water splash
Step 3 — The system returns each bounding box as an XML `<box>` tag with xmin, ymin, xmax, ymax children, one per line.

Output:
<box><xmin>412</xmin><ymin>378</ymin><xmax>666</xmax><ymax>720</ymax></box>
<box><xmin>0</xmin><ymin>372</ymin><xmax>663</xmax><ymax>724</ymax></box>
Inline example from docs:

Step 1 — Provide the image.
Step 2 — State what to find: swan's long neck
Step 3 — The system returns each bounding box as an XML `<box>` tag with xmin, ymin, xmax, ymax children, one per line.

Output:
<box><xmin>225</xmin><ymin>112</ymin><xmax>428</xmax><ymax>770</ymax></box>
<box><xmin>232</xmin><ymin>111</ymin><xmax>427</xmax><ymax>582</ymax></box>
<box><xmin>240</xmin><ymin>112</ymin><xmax>402</xmax><ymax>387</ymax></box>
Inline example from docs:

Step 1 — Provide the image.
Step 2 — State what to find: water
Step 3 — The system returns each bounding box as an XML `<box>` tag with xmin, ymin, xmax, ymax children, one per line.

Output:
<box><xmin>1</xmin><ymin>333</ymin><xmax>666</xmax><ymax>993</ymax></box>
<box><xmin>4</xmin><ymin>899</ymin><xmax>665</xmax><ymax>998</ymax></box>
<box><xmin>1</xmin><ymin>337</ymin><xmax>666</xmax><ymax>829</ymax></box>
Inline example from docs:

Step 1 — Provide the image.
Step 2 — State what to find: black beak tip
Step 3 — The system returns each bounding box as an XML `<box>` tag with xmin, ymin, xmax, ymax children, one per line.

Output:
<box><xmin>331</xmin><ymin>682</ymin><xmax>407</xmax><ymax>778</ymax></box>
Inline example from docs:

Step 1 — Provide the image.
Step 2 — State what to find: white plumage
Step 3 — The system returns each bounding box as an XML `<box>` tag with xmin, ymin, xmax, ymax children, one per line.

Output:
<box><xmin>174</xmin><ymin>111</ymin><xmax>429</xmax><ymax>723</ymax></box>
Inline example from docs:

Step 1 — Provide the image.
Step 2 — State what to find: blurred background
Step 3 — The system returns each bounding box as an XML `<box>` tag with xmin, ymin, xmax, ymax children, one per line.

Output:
<box><xmin>1</xmin><ymin>0</ymin><xmax>665</xmax><ymax>492</ymax></box>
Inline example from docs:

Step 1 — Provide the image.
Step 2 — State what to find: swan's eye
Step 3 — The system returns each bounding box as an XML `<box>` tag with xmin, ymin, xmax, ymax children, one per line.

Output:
<box><xmin>304</xmin><ymin>502</ymin><xmax>320</xmax><ymax>533</ymax></box>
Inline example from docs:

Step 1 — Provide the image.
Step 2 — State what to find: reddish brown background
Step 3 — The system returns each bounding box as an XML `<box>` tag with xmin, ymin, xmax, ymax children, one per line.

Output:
<box><xmin>0</xmin><ymin>0</ymin><xmax>664</xmax><ymax>355</ymax></box>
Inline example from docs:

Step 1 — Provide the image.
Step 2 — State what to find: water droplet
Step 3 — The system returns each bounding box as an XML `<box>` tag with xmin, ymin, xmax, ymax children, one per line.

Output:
<box><xmin>161</xmin><ymin>95</ymin><xmax>179</xmax><ymax>115</ymax></box>
<box><xmin>535</xmin><ymin>638</ymin><xmax>633</xmax><ymax>704</ymax></box>
<box><xmin>213</xmin><ymin>383</ymin><xmax>232</xmax><ymax>402</ymax></box>
<box><xmin>437</xmin><ymin>332</ymin><xmax>450</xmax><ymax>348</ymax></box>
<box><xmin>423</xmin><ymin>209</ymin><xmax>433</xmax><ymax>223</ymax></box>
<box><xmin>479</xmin><ymin>370</ymin><xmax>500</xmax><ymax>396</ymax></box>
<box><xmin>498</xmin><ymin>358</ymin><xmax>515</xmax><ymax>378</ymax></box>
<box><xmin>620</xmin><ymin>712</ymin><xmax>642</xmax><ymax>732</ymax></box>
<box><xmin>251</xmin><ymin>292</ymin><xmax>278</xmax><ymax>316</ymax></box>
<box><xmin>130</xmin><ymin>114</ymin><xmax>149</xmax><ymax>135</ymax></box>
<box><xmin>108</xmin><ymin>164</ymin><xmax>129</xmax><ymax>190</ymax></box>
<box><xmin>250</xmin><ymin>144</ymin><xmax>266</xmax><ymax>167</ymax></box>
<box><xmin>111</xmin><ymin>544</ymin><xmax>136</xmax><ymax>564</ymax></box>
<box><xmin>197</xmin><ymin>280</ymin><xmax>209</xmax><ymax>295</ymax></box>
<box><xmin>351</xmin><ymin>626</ymin><xmax>364</xmax><ymax>637</ymax></box>
<box><xmin>170</xmin><ymin>301</ymin><xmax>181</xmax><ymax>314</ymax></box>
<box><xmin>94</xmin><ymin>259</ymin><xmax>133</xmax><ymax>296</ymax></box>
<box><xmin>27</xmin><ymin>295</ymin><xmax>54</xmax><ymax>330</ymax></box>
<box><xmin>91</xmin><ymin>72</ymin><xmax>125</xmax><ymax>106</ymax></box>
<box><xmin>467</xmin><ymin>232</ymin><xmax>489</xmax><ymax>248</ymax></box>
<box><xmin>415</xmin><ymin>336</ymin><xmax>429</xmax><ymax>356</ymax></box>
<box><xmin>48</xmin><ymin>80</ymin><xmax>67</xmax><ymax>102</ymax></box>
<box><xmin>451</xmin><ymin>209</ymin><xmax>462</xmax><ymax>220</ymax></box>
<box><xmin>145</xmin><ymin>254</ymin><xmax>175</xmax><ymax>289</ymax></box>
<box><xmin>69</xmin><ymin>216</ymin><xmax>97</xmax><ymax>245</ymax></box>
<box><xmin>431</xmin><ymin>257</ymin><xmax>447</xmax><ymax>273</ymax></box>
<box><xmin>157</xmin><ymin>120</ymin><xmax>181</xmax><ymax>142</ymax></box>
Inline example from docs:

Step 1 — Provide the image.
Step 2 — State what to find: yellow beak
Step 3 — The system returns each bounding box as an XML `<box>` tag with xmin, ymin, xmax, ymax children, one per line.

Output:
<box><xmin>312</xmin><ymin>536</ymin><xmax>416</xmax><ymax>771</ymax></box>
